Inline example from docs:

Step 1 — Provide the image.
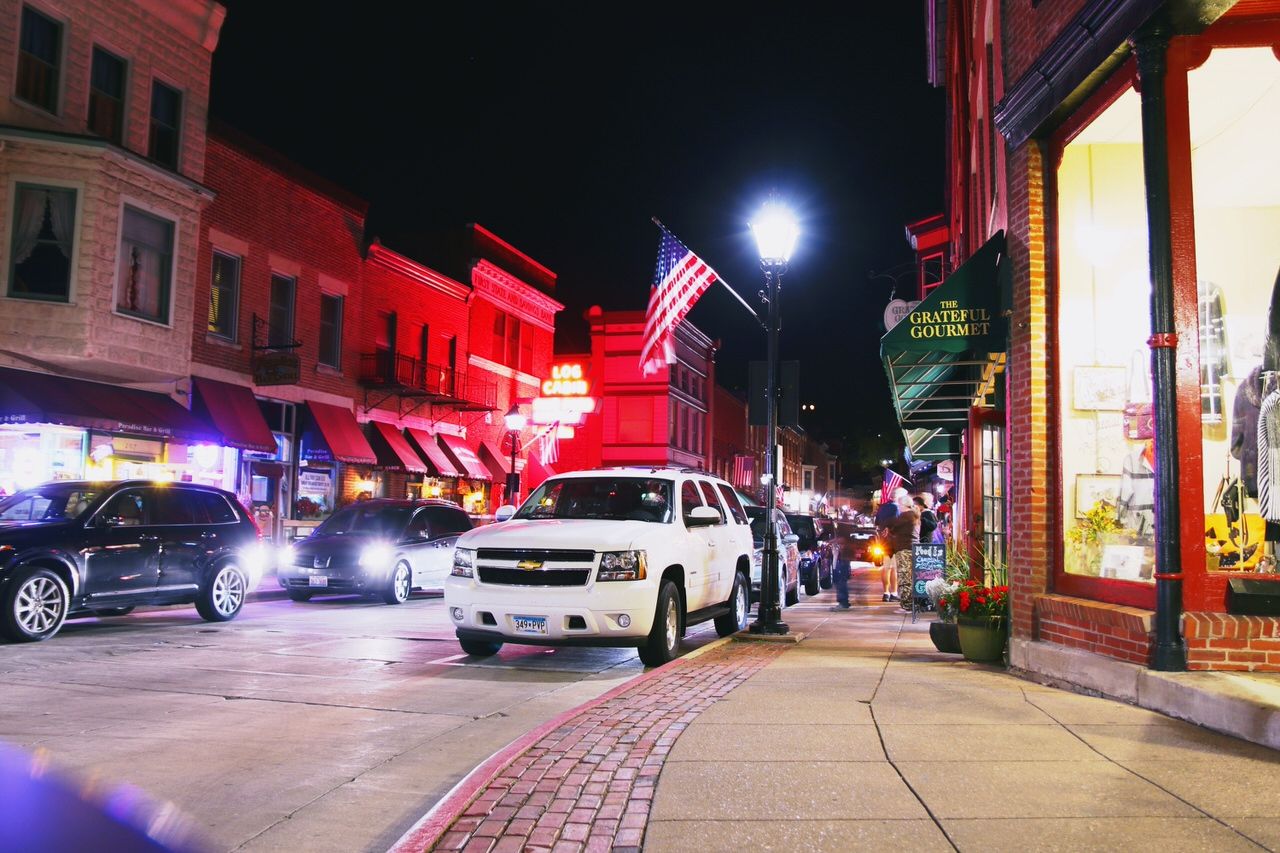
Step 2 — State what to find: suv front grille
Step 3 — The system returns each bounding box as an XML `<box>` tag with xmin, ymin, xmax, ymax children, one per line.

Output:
<box><xmin>476</xmin><ymin>548</ymin><xmax>595</xmax><ymax>563</ymax></box>
<box><xmin>477</xmin><ymin>567</ymin><xmax>590</xmax><ymax>586</ymax></box>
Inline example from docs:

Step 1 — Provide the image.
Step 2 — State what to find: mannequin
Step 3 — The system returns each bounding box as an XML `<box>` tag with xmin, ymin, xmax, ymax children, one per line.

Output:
<box><xmin>1117</xmin><ymin>440</ymin><xmax>1155</xmax><ymax>535</ymax></box>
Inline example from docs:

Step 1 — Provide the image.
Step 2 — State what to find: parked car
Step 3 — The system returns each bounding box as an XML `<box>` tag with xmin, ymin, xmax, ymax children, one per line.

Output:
<box><xmin>445</xmin><ymin>467</ymin><xmax>754</xmax><ymax>666</ymax></box>
<box><xmin>745</xmin><ymin>506</ymin><xmax>800</xmax><ymax>607</ymax></box>
<box><xmin>785</xmin><ymin>512</ymin><xmax>836</xmax><ymax>596</ymax></box>
<box><xmin>278</xmin><ymin>499</ymin><xmax>472</xmax><ymax>604</ymax></box>
<box><xmin>0</xmin><ymin>480</ymin><xmax>263</xmax><ymax>642</ymax></box>
<box><xmin>846</xmin><ymin>520</ymin><xmax>880</xmax><ymax>562</ymax></box>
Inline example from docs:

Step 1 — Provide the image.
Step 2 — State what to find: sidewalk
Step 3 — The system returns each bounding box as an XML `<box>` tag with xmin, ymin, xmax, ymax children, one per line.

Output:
<box><xmin>394</xmin><ymin>567</ymin><xmax>1280</xmax><ymax>852</ymax></box>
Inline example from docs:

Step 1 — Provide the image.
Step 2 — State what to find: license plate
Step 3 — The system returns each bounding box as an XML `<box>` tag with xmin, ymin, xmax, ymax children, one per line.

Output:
<box><xmin>512</xmin><ymin>616</ymin><xmax>547</xmax><ymax>635</ymax></box>
<box><xmin>308</xmin><ymin>576</ymin><xmax>329</xmax><ymax>588</ymax></box>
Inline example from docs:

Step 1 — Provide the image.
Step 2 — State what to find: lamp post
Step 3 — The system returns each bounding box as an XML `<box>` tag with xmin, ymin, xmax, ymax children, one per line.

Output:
<box><xmin>748</xmin><ymin>200</ymin><xmax>798</xmax><ymax>636</ymax></box>
<box><xmin>504</xmin><ymin>403</ymin><xmax>526</xmax><ymax>507</ymax></box>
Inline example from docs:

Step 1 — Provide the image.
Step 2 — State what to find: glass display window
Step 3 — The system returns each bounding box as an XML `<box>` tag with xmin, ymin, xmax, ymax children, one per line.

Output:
<box><xmin>1189</xmin><ymin>44</ymin><xmax>1280</xmax><ymax>572</ymax></box>
<box><xmin>296</xmin><ymin>463</ymin><xmax>335</xmax><ymax>520</ymax></box>
<box><xmin>1055</xmin><ymin>78</ymin><xmax>1157</xmax><ymax>586</ymax></box>
<box><xmin>0</xmin><ymin>424</ymin><xmax>86</xmax><ymax>494</ymax></box>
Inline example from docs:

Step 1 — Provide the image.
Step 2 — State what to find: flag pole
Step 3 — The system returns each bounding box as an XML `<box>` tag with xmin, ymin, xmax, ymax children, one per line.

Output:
<box><xmin>651</xmin><ymin>217</ymin><xmax>765</xmax><ymax>329</ymax></box>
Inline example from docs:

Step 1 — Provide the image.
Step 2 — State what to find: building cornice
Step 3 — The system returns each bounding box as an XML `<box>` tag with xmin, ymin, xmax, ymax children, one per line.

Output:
<box><xmin>152</xmin><ymin>0</ymin><xmax>227</xmax><ymax>53</ymax></box>
<box><xmin>472</xmin><ymin>259</ymin><xmax>564</xmax><ymax>333</ymax></box>
<box><xmin>366</xmin><ymin>242</ymin><xmax>470</xmax><ymax>301</ymax></box>
<box><xmin>467</xmin><ymin>354</ymin><xmax>540</xmax><ymax>388</ymax></box>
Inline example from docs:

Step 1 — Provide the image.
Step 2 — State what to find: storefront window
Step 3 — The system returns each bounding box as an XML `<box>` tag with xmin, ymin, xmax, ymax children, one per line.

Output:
<box><xmin>1189</xmin><ymin>46</ymin><xmax>1280</xmax><ymax>572</ymax></box>
<box><xmin>296</xmin><ymin>464</ymin><xmax>335</xmax><ymax>519</ymax></box>
<box><xmin>1056</xmin><ymin>84</ymin><xmax>1156</xmax><ymax>583</ymax></box>
<box><xmin>0</xmin><ymin>424</ymin><xmax>85</xmax><ymax>494</ymax></box>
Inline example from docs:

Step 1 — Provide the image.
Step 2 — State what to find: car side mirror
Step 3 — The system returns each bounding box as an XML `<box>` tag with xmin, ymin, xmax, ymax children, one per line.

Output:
<box><xmin>495</xmin><ymin>505</ymin><xmax>517</xmax><ymax>522</ymax></box>
<box><xmin>782</xmin><ymin>533</ymin><xmax>800</xmax><ymax>545</ymax></box>
<box><xmin>686</xmin><ymin>506</ymin><xmax>721</xmax><ymax>527</ymax></box>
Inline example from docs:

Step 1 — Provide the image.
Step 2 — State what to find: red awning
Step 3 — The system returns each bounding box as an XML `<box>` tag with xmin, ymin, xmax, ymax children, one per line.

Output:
<box><xmin>0</xmin><ymin>366</ymin><xmax>222</xmax><ymax>444</ymax></box>
<box><xmin>525</xmin><ymin>453</ymin><xmax>556</xmax><ymax>492</ymax></box>
<box><xmin>190</xmin><ymin>377</ymin><xmax>276</xmax><ymax>453</ymax></box>
<box><xmin>300</xmin><ymin>401</ymin><xmax>376</xmax><ymax>465</ymax></box>
<box><xmin>405</xmin><ymin>428</ymin><xmax>464</xmax><ymax>478</ymax></box>
<box><xmin>368</xmin><ymin>421</ymin><xmax>428</xmax><ymax>473</ymax></box>
<box><xmin>478</xmin><ymin>438</ymin><xmax>513</xmax><ymax>480</ymax></box>
<box><xmin>438</xmin><ymin>433</ymin><xmax>491</xmax><ymax>481</ymax></box>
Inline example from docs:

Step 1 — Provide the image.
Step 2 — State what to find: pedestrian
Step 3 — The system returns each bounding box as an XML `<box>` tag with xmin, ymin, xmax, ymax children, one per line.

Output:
<box><xmin>873</xmin><ymin>490</ymin><xmax>900</xmax><ymax>602</ymax></box>
<box><xmin>888</xmin><ymin>490</ymin><xmax>919</xmax><ymax>607</ymax></box>
<box><xmin>932</xmin><ymin>515</ymin><xmax>950</xmax><ymax>545</ymax></box>
<box><xmin>914</xmin><ymin>494</ymin><xmax>938</xmax><ymax>544</ymax></box>
<box><xmin>829</xmin><ymin>529</ymin><xmax>856</xmax><ymax>611</ymax></box>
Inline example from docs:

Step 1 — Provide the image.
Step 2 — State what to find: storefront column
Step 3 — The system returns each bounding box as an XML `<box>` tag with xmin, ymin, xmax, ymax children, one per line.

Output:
<box><xmin>1133</xmin><ymin>19</ymin><xmax>1187</xmax><ymax>672</ymax></box>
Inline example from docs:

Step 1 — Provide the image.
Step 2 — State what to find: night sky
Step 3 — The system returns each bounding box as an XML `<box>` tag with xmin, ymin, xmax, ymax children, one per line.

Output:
<box><xmin>209</xmin><ymin>3</ymin><xmax>945</xmax><ymax>476</ymax></box>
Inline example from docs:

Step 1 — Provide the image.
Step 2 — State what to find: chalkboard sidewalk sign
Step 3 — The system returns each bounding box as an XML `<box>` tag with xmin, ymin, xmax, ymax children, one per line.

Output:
<box><xmin>911</xmin><ymin>543</ymin><xmax>946</xmax><ymax>623</ymax></box>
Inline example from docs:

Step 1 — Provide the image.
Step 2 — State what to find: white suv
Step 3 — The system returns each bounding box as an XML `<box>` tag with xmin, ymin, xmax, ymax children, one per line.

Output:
<box><xmin>444</xmin><ymin>468</ymin><xmax>754</xmax><ymax>666</ymax></box>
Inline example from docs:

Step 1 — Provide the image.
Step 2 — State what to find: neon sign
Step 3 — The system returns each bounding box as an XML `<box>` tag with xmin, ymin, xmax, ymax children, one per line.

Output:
<box><xmin>533</xmin><ymin>362</ymin><xmax>596</xmax><ymax>425</ymax></box>
<box><xmin>541</xmin><ymin>363</ymin><xmax>589</xmax><ymax>397</ymax></box>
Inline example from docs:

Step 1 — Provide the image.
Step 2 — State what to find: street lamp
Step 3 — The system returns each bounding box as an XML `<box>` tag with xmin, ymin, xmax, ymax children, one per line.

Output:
<box><xmin>748</xmin><ymin>199</ymin><xmax>797</xmax><ymax>636</ymax></box>
<box><xmin>504</xmin><ymin>403</ymin><xmax>526</xmax><ymax>506</ymax></box>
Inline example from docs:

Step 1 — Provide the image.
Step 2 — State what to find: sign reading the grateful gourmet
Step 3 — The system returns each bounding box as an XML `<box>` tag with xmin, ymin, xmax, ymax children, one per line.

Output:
<box><xmin>906</xmin><ymin>299</ymin><xmax>992</xmax><ymax>340</ymax></box>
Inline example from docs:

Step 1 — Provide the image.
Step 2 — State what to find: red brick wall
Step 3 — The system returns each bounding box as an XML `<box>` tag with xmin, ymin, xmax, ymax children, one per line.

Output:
<box><xmin>1035</xmin><ymin>594</ymin><xmax>1153</xmax><ymax>666</ymax></box>
<box><xmin>1001</xmin><ymin>0</ymin><xmax>1091</xmax><ymax>86</ymax></box>
<box><xmin>1184</xmin><ymin>613</ymin><xmax>1280</xmax><ymax>672</ymax></box>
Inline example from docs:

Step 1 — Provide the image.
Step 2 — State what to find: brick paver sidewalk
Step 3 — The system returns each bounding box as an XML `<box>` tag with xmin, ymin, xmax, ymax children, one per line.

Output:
<box><xmin>432</xmin><ymin>641</ymin><xmax>785</xmax><ymax>853</ymax></box>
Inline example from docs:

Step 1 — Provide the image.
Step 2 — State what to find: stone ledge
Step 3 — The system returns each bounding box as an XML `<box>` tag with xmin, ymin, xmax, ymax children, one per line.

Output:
<box><xmin>733</xmin><ymin>631</ymin><xmax>806</xmax><ymax>644</ymax></box>
<box><xmin>1036</xmin><ymin>593</ymin><xmax>1154</xmax><ymax>634</ymax></box>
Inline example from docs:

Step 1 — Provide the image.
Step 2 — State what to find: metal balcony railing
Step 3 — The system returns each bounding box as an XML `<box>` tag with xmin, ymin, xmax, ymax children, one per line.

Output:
<box><xmin>359</xmin><ymin>353</ymin><xmax>496</xmax><ymax>410</ymax></box>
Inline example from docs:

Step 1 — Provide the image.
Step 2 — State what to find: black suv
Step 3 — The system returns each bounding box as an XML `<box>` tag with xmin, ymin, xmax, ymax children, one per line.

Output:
<box><xmin>278</xmin><ymin>499</ymin><xmax>473</xmax><ymax>604</ymax></box>
<box><xmin>0</xmin><ymin>480</ymin><xmax>262</xmax><ymax>642</ymax></box>
<box><xmin>786</xmin><ymin>512</ymin><xmax>836</xmax><ymax>596</ymax></box>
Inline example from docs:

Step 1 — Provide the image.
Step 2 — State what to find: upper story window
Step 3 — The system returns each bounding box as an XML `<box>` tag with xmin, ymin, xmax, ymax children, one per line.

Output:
<box><xmin>319</xmin><ymin>293</ymin><xmax>343</xmax><ymax>369</ymax></box>
<box><xmin>116</xmin><ymin>206</ymin><xmax>174</xmax><ymax>325</ymax></box>
<box><xmin>16</xmin><ymin>6</ymin><xmax>61</xmax><ymax>114</ymax></box>
<box><xmin>268</xmin><ymin>274</ymin><xmax>295</xmax><ymax>347</ymax></box>
<box><xmin>207</xmin><ymin>251</ymin><xmax>240</xmax><ymax>340</ymax></box>
<box><xmin>88</xmin><ymin>47</ymin><xmax>126</xmax><ymax>144</ymax></box>
<box><xmin>148</xmin><ymin>80</ymin><xmax>182</xmax><ymax>170</ymax></box>
<box><xmin>7</xmin><ymin>184</ymin><xmax>75</xmax><ymax>302</ymax></box>
<box><xmin>492</xmin><ymin>309</ymin><xmax>532</xmax><ymax>373</ymax></box>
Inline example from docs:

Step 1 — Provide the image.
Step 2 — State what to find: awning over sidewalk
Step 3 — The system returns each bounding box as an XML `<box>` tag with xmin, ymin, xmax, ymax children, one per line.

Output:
<box><xmin>404</xmin><ymin>428</ymin><xmax>465</xmax><ymax>478</ymax></box>
<box><xmin>366</xmin><ymin>421</ymin><xmax>429</xmax><ymax>473</ymax></box>
<box><xmin>0</xmin><ymin>366</ymin><xmax>221</xmax><ymax>444</ymax></box>
<box><xmin>437</xmin><ymin>433</ymin><xmax>490</xmax><ymax>481</ymax></box>
<box><xmin>299</xmin><ymin>401</ymin><xmax>377</xmax><ymax>465</ymax></box>
<box><xmin>190</xmin><ymin>377</ymin><xmax>276</xmax><ymax>453</ymax></box>
<box><xmin>880</xmin><ymin>231</ymin><xmax>1008</xmax><ymax>461</ymax></box>
<box><xmin>478</xmin><ymin>438</ymin><xmax>512</xmax><ymax>481</ymax></box>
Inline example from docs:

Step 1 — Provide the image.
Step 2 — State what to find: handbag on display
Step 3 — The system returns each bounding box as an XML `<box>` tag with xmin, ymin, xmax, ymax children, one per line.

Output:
<box><xmin>1124</xmin><ymin>350</ymin><xmax>1155</xmax><ymax>441</ymax></box>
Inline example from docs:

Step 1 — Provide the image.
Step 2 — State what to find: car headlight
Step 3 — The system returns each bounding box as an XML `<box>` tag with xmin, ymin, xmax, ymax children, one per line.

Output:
<box><xmin>597</xmin><ymin>550</ymin><xmax>647</xmax><ymax>581</ymax></box>
<box><xmin>452</xmin><ymin>548</ymin><xmax>475</xmax><ymax>578</ymax></box>
<box><xmin>359</xmin><ymin>543</ymin><xmax>395</xmax><ymax>568</ymax></box>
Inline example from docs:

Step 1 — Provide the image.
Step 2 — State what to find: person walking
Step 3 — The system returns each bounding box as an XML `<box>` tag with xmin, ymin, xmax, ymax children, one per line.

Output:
<box><xmin>829</xmin><ymin>529</ymin><xmax>856</xmax><ymax>611</ymax></box>
<box><xmin>873</xmin><ymin>490</ymin><xmax>901</xmax><ymax>602</ymax></box>
<box><xmin>888</xmin><ymin>491</ymin><xmax>920</xmax><ymax>608</ymax></box>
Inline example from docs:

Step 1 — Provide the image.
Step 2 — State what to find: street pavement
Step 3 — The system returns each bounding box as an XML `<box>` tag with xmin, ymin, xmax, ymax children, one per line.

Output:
<box><xmin>422</xmin><ymin>566</ymin><xmax>1280</xmax><ymax>853</ymax></box>
<box><xmin>0</xmin><ymin>586</ymin><xmax>724</xmax><ymax>852</ymax></box>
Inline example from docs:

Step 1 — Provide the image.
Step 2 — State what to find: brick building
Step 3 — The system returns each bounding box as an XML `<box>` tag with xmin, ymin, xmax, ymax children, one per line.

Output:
<box><xmin>0</xmin><ymin>0</ymin><xmax>227</xmax><ymax>493</ymax></box>
<box><xmin>912</xmin><ymin>0</ymin><xmax>1280</xmax><ymax>672</ymax></box>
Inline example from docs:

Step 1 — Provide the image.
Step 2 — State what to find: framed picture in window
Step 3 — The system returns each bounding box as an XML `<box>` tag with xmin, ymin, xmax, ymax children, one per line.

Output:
<box><xmin>1072</xmin><ymin>365</ymin><xmax>1126</xmax><ymax>411</ymax></box>
<box><xmin>1075</xmin><ymin>474</ymin><xmax>1122</xmax><ymax>518</ymax></box>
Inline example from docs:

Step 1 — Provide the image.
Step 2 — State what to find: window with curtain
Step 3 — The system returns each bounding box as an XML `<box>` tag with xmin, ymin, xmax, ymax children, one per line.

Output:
<box><xmin>88</xmin><ymin>47</ymin><xmax>125</xmax><ymax>144</ymax></box>
<box><xmin>8</xmin><ymin>184</ymin><xmax>75</xmax><ymax>302</ymax></box>
<box><xmin>148</xmin><ymin>79</ymin><xmax>181</xmax><ymax>169</ymax></box>
<box><xmin>268</xmin><ymin>274</ymin><xmax>295</xmax><ymax>347</ymax></box>
<box><xmin>116</xmin><ymin>206</ymin><xmax>173</xmax><ymax>324</ymax></box>
<box><xmin>208</xmin><ymin>252</ymin><xmax>239</xmax><ymax>339</ymax></box>
<box><xmin>17</xmin><ymin>6</ymin><xmax>60</xmax><ymax>114</ymax></box>
<box><xmin>319</xmin><ymin>294</ymin><xmax>343</xmax><ymax>369</ymax></box>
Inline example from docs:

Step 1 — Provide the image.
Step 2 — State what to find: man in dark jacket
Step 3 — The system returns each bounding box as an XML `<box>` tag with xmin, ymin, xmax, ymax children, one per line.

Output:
<box><xmin>873</xmin><ymin>493</ymin><xmax>901</xmax><ymax>602</ymax></box>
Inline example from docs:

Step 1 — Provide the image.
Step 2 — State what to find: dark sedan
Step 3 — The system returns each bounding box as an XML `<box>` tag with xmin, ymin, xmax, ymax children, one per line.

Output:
<box><xmin>785</xmin><ymin>512</ymin><xmax>836</xmax><ymax>596</ymax></box>
<box><xmin>278</xmin><ymin>499</ymin><xmax>472</xmax><ymax>604</ymax></box>
<box><xmin>0</xmin><ymin>480</ymin><xmax>263</xmax><ymax>642</ymax></box>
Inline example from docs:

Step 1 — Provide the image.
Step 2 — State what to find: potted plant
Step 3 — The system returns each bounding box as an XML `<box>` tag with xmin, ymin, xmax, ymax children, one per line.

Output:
<box><xmin>940</xmin><ymin>579</ymin><xmax>1010</xmax><ymax>663</ymax></box>
<box><xmin>923</xmin><ymin>542</ymin><xmax>972</xmax><ymax>654</ymax></box>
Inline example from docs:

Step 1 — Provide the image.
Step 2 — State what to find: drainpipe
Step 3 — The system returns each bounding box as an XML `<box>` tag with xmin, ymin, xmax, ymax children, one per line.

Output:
<box><xmin>1132</xmin><ymin>18</ymin><xmax>1187</xmax><ymax>672</ymax></box>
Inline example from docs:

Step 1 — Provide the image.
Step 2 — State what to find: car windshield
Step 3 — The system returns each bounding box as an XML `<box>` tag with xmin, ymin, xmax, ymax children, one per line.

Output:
<box><xmin>745</xmin><ymin>506</ymin><xmax>768</xmax><ymax>542</ymax></box>
<box><xmin>314</xmin><ymin>504</ymin><xmax>411</xmax><ymax>536</ymax></box>
<box><xmin>515</xmin><ymin>477</ymin><xmax>673</xmax><ymax>523</ymax></box>
<box><xmin>786</xmin><ymin>515</ymin><xmax>816</xmax><ymax>539</ymax></box>
<box><xmin>0</xmin><ymin>485</ymin><xmax>99</xmax><ymax>522</ymax></box>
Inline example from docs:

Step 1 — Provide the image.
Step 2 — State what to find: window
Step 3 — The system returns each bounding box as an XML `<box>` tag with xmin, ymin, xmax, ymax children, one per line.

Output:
<box><xmin>16</xmin><ymin>6</ymin><xmax>60</xmax><ymax>113</ymax></box>
<box><xmin>88</xmin><ymin>47</ymin><xmax>125</xmax><ymax>144</ymax></box>
<box><xmin>697</xmin><ymin>481</ymin><xmax>724</xmax><ymax>522</ymax></box>
<box><xmin>98</xmin><ymin>489</ymin><xmax>147</xmax><ymax>526</ymax></box>
<box><xmin>716</xmin><ymin>483</ymin><xmax>749</xmax><ymax>524</ymax></box>
<box><xmin>208</xmin><ymin>252</ymin><xmax>240</xmax><ymax>339</ymax></box>
<box><xmin>319</xmin><ymin>294</ymin><xmax>343</xmax><ymax>369</ymax></box>
<box><xmin>116</xmin><ymin>206</ymin><xmax>173</xmax><ymax>324</ymax></box>
<box><xmin>506</xmin><ymin>316</ymin><xmax>520</xmax><ymax>367</ymax></box>
<box><xmin>148</xmin><ymin>79</ymin><xmax>181</xmax><ymax>169</ymax></box>
<box><xmin>491</xmin><ymin>309</ymin><xmax>532</xmax><ymax>372</ymax></box>
<box><xmin>192</xmin><ymin>490</ymin><xmax>237</xmax><ymax>524</ymax></box>
<box><xmin>422</xmin><ymin>506</ymin><xmax>472</xmax><ymax>537</ymax></box>
<box><xmin>803</xmin><ymin>470</ymin><xmax>814</xmax><ymax>491</ymax></box>
<box><xmin>154</xmin><ymin>489</ymin><xmax>200</xmax><ymax>525</ymax></box>
<box><xmin>8</xmin><ymin>184</ymin><xmax>75</xmax><ymax>302</ymax></box>
<box><xmin>268</xmin><ymin>274</ymin><xmax>295</xmax><ymax>347</ymax></box>
<box><xmin>418</xmin><ymin>323</ymin><xmax>430</xmax><ymax>366</ymax></box>
<box><xmin>680</xmin><ymin>480</ymin><xmax>703</xmax><ymax>525</ymax></box>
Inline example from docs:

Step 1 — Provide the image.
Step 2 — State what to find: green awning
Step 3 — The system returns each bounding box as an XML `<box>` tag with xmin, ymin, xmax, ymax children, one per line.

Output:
<box><xmin>881</xmin><ymin>231</ymin><xmax>1008</xmax><ymax>461</ymax></box>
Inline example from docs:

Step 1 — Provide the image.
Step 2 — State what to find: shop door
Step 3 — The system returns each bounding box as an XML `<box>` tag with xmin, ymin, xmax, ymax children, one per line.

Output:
<box><xmin>82</xmin><ymin>488</ymin><xmax>161</xmax><ymax>602</ymax></box>
<box><xmin>968</xmin><ymin>408</ymin><xmax>1007</xmax><ymax>581</ymax></box>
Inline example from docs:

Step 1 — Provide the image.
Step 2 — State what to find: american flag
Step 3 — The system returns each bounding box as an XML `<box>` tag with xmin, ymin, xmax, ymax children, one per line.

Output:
<box><xmin>640</xmin><ymin>226</ymin><xmax>720</xmax><ymax>376</ymax></box>
<box><xmin>732</xmin><ymin>453</ymin><xmax>755</xmax><ymax>489</ymax></box>
<box><xmin>539</xmin><ymin>422</ymin><xmax>560</xmax><ymax>466</ymax></box>
<box><xmin>882</xmin><ymin>468</ymin><xmax>905</xmax><ymax>498</ymax></box>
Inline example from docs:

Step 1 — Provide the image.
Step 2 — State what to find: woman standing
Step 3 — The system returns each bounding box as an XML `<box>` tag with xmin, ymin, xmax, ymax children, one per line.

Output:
<box><xmin>888</xmin><ymin>492</ymin><xmax>920</xmax><ymax>608</ymax></box>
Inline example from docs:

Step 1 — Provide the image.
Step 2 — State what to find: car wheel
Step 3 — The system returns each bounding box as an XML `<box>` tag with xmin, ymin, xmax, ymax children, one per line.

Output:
<box><xmin>91</xmin><ymin>606</ymin><xmax>135</xmax><ymax>617</ymax></box>
<box><xmin>804</xmin><ymin>572</ymin><xmax>819</xmax><ymax>597</ymax></box>
<box><xmin>639</xmin><ymin>580</ymin><xmax>681</xmax><ymax>667</ymax></box>
<box><xmin>459</xmin><ymin>638</ymin><xmax>502</xmax><ymax>656</ymax></box>
<box><xmin>1</xmin><ymin>567</ymin><xmax>69</xmax><ymax>642</ymax></box>
<box><xmin>819</xmin><ymin>576</ymin><xmax>833</xmax><ymax>590</ymax></box>
<box><xmin>785</xmin><ymin>574</ymin><xmax>800</xmax><ymax>607</ymax></box>
<box><xmin>286</xmin><ymin>590</ymin><xmax>313</xmax><ymax>602</ymax></box>
<box><xmin>196</xmin><ymin>564</ymin><xmax>247</xmax><ymax>622</ymax></box>
<box><xmin>382</xmin><ymin>562</ymin><xmax>411</xmax><ymax>605</ymax></box>
<box><xmin>714</xmin><ymin>572</ymin><xmax>748</xmax><ymax>637</ymax></box>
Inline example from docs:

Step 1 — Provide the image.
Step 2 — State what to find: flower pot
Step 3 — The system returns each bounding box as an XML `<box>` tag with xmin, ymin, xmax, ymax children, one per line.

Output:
<box><xmin>957</xmin><ymin>616</ymin><xmax>1007</xmax><ymax>663</ymax></box>
<box><xmin>929</xmin><ymin>621</ymin><xmax>962</xmax><ymax>654</ymax></box>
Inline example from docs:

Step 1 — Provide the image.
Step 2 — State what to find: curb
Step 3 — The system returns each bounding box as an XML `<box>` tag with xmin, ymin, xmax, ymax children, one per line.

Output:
<box><xmin>385</xmin><ymin>634</ymin><xmax>737</xmax><ymax>853</ymax></box>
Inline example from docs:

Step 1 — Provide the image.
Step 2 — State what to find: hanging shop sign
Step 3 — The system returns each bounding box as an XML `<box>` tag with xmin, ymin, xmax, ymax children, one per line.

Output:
<box><xmin>883</xmin><ymin>299</ymin><xmax>920</xmax><ymax>332</ymax></box>
<box><xmin>252</xmin><ymin>352</ymin><xmax>301</xmax><ymax>386</ymax></box>
<box><xmin>937</xmin><ymin>460</ymin><xmax>955</xmax><ymax>481</ymax></box>
<box><xmin>532</xmin><ymin>362</ymin><xmax>597</xmax><ymax>426</ymax></box>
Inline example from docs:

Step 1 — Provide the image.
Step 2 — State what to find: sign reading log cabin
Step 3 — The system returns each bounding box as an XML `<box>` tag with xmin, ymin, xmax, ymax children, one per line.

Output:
<box><xmin>533</xmin><ymin>362</ymin><xmax>597</xmax><ymax>425</ymax></box>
